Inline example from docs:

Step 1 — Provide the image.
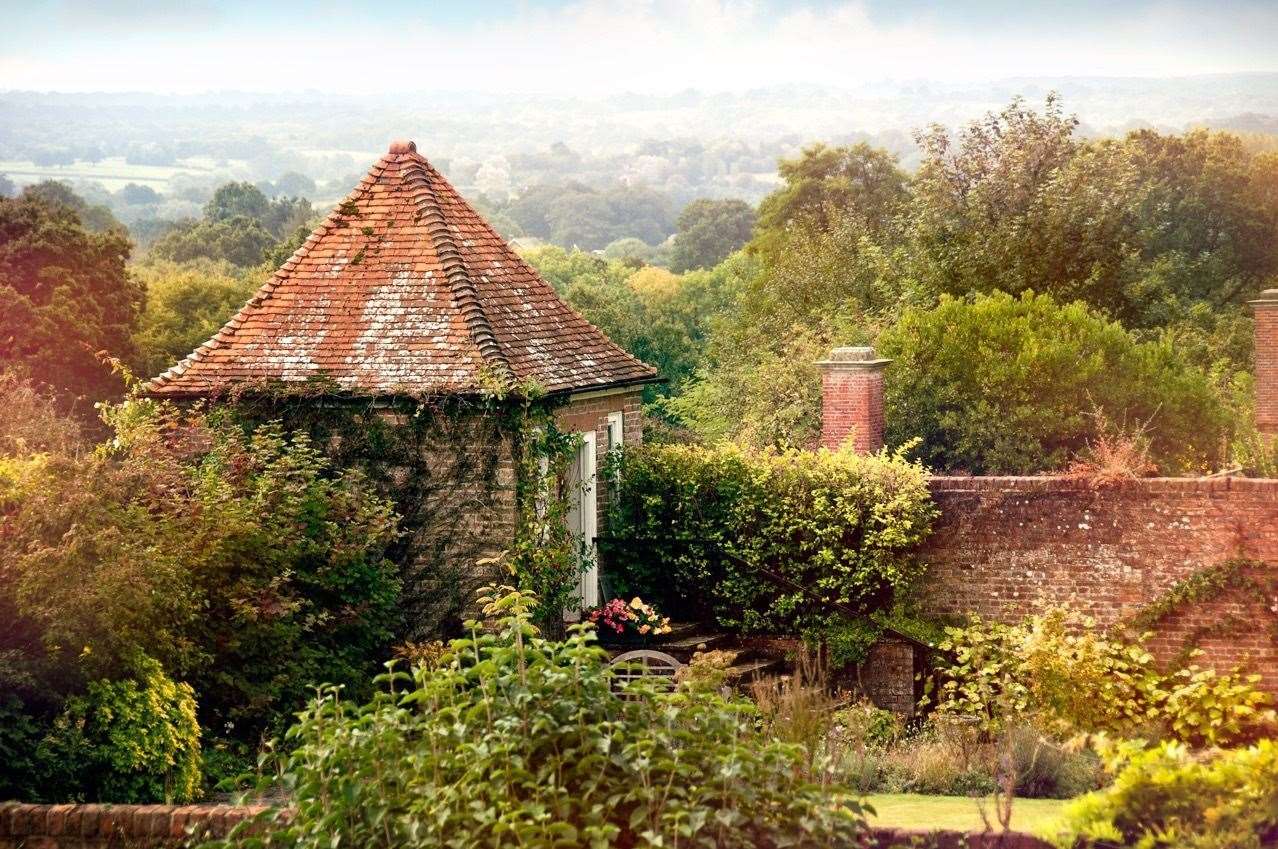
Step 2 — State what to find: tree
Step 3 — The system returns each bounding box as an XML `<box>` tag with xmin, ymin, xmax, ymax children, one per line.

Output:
<box><xmin>204</xmin><ymin>181</ymin><xmax>271</xmax><ymax>223</ymax></box>
<box><xmin>0</xmin><ymin>193</ymin><xmax>142</xmax><ymax>407</ymax></box>
<box><xmin>271</xmin><ymin>171</ymin><xmax>317</xmax><ymax>198</ymax></box>
<box><xmin>132</xmin><ymin>258</ymin><xmax>257</xmax><ymax>377</ymax></box>
<box><xmin>904</xmin><ymin>99</ymin><xmax>1278</xmax><ymax>336</ymax></box>
<box><xmin>878</xmin><ymin>291</ymin><xmax>1229</xmax><ymax>474</ymax></box>
<box><xmin>755</xmin><ymin>142</ymin><xmax>908</xmax><ymax>246</ymax></box>
<box><xmin>0</xmin><ymin>174</ymin><xmax>15</xmax><ymax>198</ymax></box>
<box><xmin>1</xmin><ymin>399</ymin><xmax>401</xmax><ymax>748</ymax></box>
<box><xmin>21</xmin><ymin>180</ymin><xmax>121</xmax><ymax>233</ymax></box>
<box><xmin>149</xmin><ymin>215</ymin><xmax>277</xmax><ymax>267</ymax></box>
<box><xmin>670</xmin><ymin>198</ymin><xmax>755</xmax><ymax>272</ymax></box>
<box><xmin>117</xmin><ymin>183</ymin><xmax>160</xmax><ymax>206</ymax></box>
<box><xmin>602</xmin><ymin>237</ymin><xmax>664</xmax><ymax>266</ymax></box>
<box><xmin>520</xmin><ymin>246</ymin><xmax>755</xmax><ymax>406</ymax></box>
<box><xmin>504</xmin><ymin>182</ymin><xmax>676</xmax><ymax>250</ymax></box>
<box><xmin>204</xmin><ymin>181</ymin><xmax>312</xmax><ymax>239</ymax></box>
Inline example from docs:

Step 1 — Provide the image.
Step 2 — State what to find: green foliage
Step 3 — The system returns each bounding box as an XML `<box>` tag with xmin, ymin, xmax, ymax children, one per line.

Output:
<box><xmin>680</xmin><ymin>97</ymin><xmax>1278</xmax><ymax>458</ymax></box>
<box><xmin>878</xmin><ymin>291</ymin><xmax>1229</xmax><ymax>473</ymax></box>
<box><xmin>132</xmin><ymin>258</ymin><xmax>258</xmax><ymax>376</ymax></box>
<box><xmin>603</xmin><ymin>442</ymin><xmax>935</xmax><ymax>640</ymax></box>
<box><xmin>1051</xmin><ymin>738</ymin><xmax>1278</xmax><ymax>849</ymax></box>
<box><xmin>150</xmin><ymin>214</ymin><xmax>278</xmax><ymax>267</ymax></box>
<box><xmin>205</xmin><ymin>587</ymin><xmax>868</xmax><ymax>849</ymax></box>
<box><xmin>21</xmin><ymin>180</ymin><xmax>122</xmax><ymax>232</ymax></box>
<box><xmin>41</xmin><ymin>657</ymin><xmax>201</xmax><ymax>804</ymax></box>
<box><xmin>522</xmin><ymin>245</ymin><xmax>755</xmax><ymax>405</ymax></box>
<box><xmin>204</xmin><ymin>181</ymin><xmax>313</xmax><ymax>239</ymax></box>
<box><xmin>511</xmin><ymin>412</ymin><xmax>590</xmax><ymax>630</ymax></box>
<box><xmin>670</xmin><ymin>198</ymin><xmax>755</xmax><ymax>272</ymax></box>
<box><xmin>0</xmin><ymin>191</ymin><xmax>143</xmax><ymax>407</ymax></box>
<box><xmin>1</xmin><ymin>396</ymin><xmax>402</xmax><ymax>749</ymax></box>
<box><xmin>754</xmin><ymin>142</ymin><xmax>907</xmax><ymax>249</ymax></box>
<box><xmin>503</xmin><ymin>181</ymin><xmax>675</xmax><ymax>250</ymax></box>
<box><xmin>0</xmin><ymin>695</ymin><xmax>45</xmax><ymax>801</ymax></box>
<box><xmin>929</xmin><ymin>610</ymin><xmax>1278</xmax><ymax>747</ymax></box>
<box><xmin>1160</xmin><ymin>666</ymin><xmax>1277</xmax><ymax>749</ymax></box>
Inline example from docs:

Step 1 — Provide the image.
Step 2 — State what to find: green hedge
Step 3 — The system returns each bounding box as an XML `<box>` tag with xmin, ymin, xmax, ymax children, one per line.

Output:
<box><xmin>602</xmin><ymin>443</ymin><xmax>936</xmax><ymax>637</ymax></box>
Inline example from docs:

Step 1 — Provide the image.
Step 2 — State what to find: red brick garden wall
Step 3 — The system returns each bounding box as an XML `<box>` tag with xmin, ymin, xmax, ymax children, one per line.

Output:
<box><xmin>0</xmin><ymin>802</ymin><xmax>276</xmax><ymax>848</ymax></box>
<box><xmin>0</xmin><ymin>803</ymin><xmax>1050</xmax><ymax>849</ymax></box>
<box><xmin>918</xmin><ymin>475</ymin><xmax>1278</xmax><ymax>690</ymax></box>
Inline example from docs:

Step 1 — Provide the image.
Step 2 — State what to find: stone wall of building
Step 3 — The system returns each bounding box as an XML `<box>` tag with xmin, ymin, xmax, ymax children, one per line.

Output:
<box><xmin>370</xmin><ymin>404</ymin><xmax>519</xmax><ymax>636</ymax></box>
<box><xmin>918</xmin><ymin>475</ymin><xmax>1278</xmax><ymax>690</ymax></box>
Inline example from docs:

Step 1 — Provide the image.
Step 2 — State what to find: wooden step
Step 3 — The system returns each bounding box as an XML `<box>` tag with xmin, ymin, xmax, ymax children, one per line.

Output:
<box><xmin>659</xmin><ymin>632</ymin><xmax>731</xmax><ymax>653</ymax></box>
<box><xmin>661</xmin><ymin>622</ymin><xmax>702</xmax><ymax>640</ymax></box>
<box><xmin>725</xmin><ymin>657</ymin><xmax>784</xmax><ymax>682</ymax></box>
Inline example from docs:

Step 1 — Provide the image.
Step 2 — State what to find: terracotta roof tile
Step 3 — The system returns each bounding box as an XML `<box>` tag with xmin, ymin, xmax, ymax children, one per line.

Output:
<box><xmin>144</xmin><ymin>140</ymin><xmax>659</xmax><ymax>398</ymax></box>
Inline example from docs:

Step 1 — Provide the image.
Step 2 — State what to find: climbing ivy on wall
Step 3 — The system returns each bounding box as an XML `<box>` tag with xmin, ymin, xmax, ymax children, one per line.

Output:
<box><xmin>1126</xmin><ymin>558</ymin><xmax>1278</xmax><ymax>665</ymax></box>
<box><xmin>221</xmin><ymin>373</ymin><xmax>591</xmax><ymax>636</ymax></box>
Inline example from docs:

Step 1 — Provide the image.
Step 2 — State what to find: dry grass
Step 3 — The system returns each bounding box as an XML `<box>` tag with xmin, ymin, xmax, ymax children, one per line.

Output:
<box><xmin>1066</xmin><ymin>408</ymin><xmax>1156</xmax><ymax>485</ymax></box>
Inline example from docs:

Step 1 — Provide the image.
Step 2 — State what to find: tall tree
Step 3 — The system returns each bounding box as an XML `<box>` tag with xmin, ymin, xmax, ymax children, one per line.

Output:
<box><xmin>670</xmin><ymin>198</ymin><xmax>755</xmax><ymax>272</ymax></box>
<box><xmin>133</xmin><ymin>258</ymin><xmax>257</xmax><ymax>377</ymax></box>
<box><xmin>21</xmin><ymin>181</ymin><xmax>122</xmax><ymax>233</ymax></box>
<box><xmin>755</xmin><ymin>142</ymin><xmax>908</xmax><ymax>245</ymax></box>
<box><xmin>0</xmin><ymin>193</ymin><xmax>143</xmax><ymax>407</ymax></box>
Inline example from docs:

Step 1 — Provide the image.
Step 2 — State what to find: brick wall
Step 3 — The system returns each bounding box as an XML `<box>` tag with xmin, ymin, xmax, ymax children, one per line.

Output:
<box><xmin>918</xmin><ymin>475</ymin><xmax>1278</xmax><ymax>690</ymax></box>
<box><xmin>818</xmin><ymin>348</ymin><xmax>889</xmax><ymax>453</ymax></box>
<box><xmin>0</xmin><ymin>803</ymin><xmax>278</xmax><ymax>848</ymax></box>
<box><xmin>0</xmin><ymin>803</ymin><xmax>1049</xmax><ymax>849</ymax></box>
<box><xmin>857</xmin><ymin>636</ymin><xmax>921</xmax><ymax>718</ymax></box>
<box><xmin>1255</xmin><ymin>289</ymin><xmax>1278</xmax><ymax>436</ymax></box>
<box><xmin>370</xmin><ymin>407</ymin><xmax>518</xmax><ymax>636</ymax></box>
<box><xmin>556</xmin><ymin>388</ymin><xmax>644</xmax><ymax>524</ymax></box>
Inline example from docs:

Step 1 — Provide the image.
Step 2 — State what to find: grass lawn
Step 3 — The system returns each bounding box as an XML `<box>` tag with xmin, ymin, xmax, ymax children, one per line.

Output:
<box><xmin>863</xmin><ymin>793</ymin><xmax>1069</xmax><ymax>835</ymax></box>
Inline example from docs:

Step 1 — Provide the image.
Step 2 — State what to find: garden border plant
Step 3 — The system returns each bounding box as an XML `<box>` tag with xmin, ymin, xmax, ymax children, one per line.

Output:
<box><xmin>203</xmin><ymin>586</ymin><xmax>871</xmax><ymax>849</ymax></box>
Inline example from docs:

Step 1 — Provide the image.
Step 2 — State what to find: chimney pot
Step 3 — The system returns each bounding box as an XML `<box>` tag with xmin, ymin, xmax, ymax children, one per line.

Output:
<box><xmin>817</xmin><ymin>346</ymin><xmax>890</xmax><ymax>453</ymax></box>
<box><xmin>1251</xmin><ymin>289</ymin><xmax>1278</xmax><ymax>437</ymax></box>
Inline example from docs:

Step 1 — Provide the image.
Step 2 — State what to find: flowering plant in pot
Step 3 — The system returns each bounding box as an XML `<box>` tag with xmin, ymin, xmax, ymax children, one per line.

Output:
<box><xmin>587</xmin><ymin>597</ymin><xmax>673</xmax><ymax>644</ymax></box>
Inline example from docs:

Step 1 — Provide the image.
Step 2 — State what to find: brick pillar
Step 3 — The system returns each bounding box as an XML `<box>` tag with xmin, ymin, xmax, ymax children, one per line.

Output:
<box><xmin>1254</xmin><ymin>288</ymin><xmax>1278</xmax><ymax>437</ymax></box>
<box><xmin>817</xmin><ymin>346</ymin><xmax>891</xmax><ymax>452</ymax></box>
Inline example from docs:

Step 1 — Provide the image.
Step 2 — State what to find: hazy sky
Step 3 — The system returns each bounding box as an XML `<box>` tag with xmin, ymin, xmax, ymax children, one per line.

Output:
<box><xmin>3</xmin><ymin>0</ymin><xmax>1278</xmax><ymax>95</ymax></box>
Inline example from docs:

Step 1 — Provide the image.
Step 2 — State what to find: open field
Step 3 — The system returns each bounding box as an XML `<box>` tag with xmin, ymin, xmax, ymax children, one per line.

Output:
<box><xmin>863</xmin><ymin>794</ymin><xmax>1069</xmax><ymax>835</ymax></box>
<box><xmin>0</xmin><ymin>156</ymin><xmax>245</xmax><ymax>191</ymax></box>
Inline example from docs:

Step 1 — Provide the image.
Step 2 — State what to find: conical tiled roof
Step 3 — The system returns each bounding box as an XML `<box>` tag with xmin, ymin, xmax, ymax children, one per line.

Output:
<box><xmin>144</xmin><ymin>140</ymin><xmax>659</xmax><ymax>398</ymax></box>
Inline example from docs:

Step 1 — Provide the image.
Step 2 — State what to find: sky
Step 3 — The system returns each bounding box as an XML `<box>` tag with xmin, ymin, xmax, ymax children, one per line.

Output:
<box><xmin>2</xmin><ymin>0</ymin><xmax>1278</xmax><ymax>95</ymax></box>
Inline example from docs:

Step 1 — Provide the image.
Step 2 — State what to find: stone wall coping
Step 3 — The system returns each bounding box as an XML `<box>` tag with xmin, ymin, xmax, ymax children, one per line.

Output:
<box><xmin>927</xmin><ymin>474</ymin><xmax>1278</xmax><ymax>496</ymax></box>
<box><xmin>0</xmin><ymin>802</ymin><xmax>1050</xmax><ymax>848</ymax></box>
<box><xmin>0</xmin><ymin>802</ymin><xmax>283</xmax><ymax>842</ymax></box>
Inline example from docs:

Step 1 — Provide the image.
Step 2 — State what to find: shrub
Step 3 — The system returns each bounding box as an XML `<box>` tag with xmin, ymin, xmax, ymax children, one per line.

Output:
<box><xmin>603</xmin><ymin>442</ymin><xmax>936</xmax><ymax>641</ymax></box>
<box><xmin>929</xmin><ymin>610</ymin><xmax>1277</xmax><ymax>747</ymax></box>
<box><xmin>1161</xmin><ymin>665</ymin><xmax>1277</xmax><ymax>749</ymax></box>
<box><xmin>878</xmin><ymin>291</ymin><xmax>1230</xmax><ymax>474</ymax></box>
<box><xmin>1000</xmin><ymin>725</ymin><xmax>1102</xmax><ymax>800</ymax></box>
<box><xmin>205</xmin><ymin>587</ymin><xmax>868</xmax><ymax>849</ymax></box>
<box><xmin>831</xmin><ymin>699</ymin><xmax>904</xmax><ymax>750</ymax></box>
<box><xmin>1</xmin><ymin>398</ymin><xmax>402</xmax><ymax>761</ymax></box>
<box><xmin>1051</xmin><ymin>738</ymin><xmax>1278</xmax><ymax>849</ymax></box>
<box><xmin>40</xmin><ymin>657</ymin><xmax>202</xmax><ymax>803</ymax></box>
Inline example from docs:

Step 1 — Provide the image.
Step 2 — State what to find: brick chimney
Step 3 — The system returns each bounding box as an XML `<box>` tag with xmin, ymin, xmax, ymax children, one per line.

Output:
<box><xmin>817</xmin><ymin>346</ymin><xmax>891</xmax><ymax>452</ymax></box>
<box><xmin>1254</xmin><ymin>288</ymin><xmax>1278</xmax><ymax>437</ymax></box>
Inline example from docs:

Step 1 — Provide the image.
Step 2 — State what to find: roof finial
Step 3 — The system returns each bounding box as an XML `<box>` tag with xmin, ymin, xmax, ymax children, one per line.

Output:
<box><xmin>388</xmin><ymin>139</ymin><xmax>416</xmax><ymax>154</ymax></box>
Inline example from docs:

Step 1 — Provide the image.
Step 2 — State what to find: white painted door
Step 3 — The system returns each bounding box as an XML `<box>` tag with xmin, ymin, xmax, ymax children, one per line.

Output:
<box><xmin>566</xmin><ymin>430</ymin><xmax>598</xmax><ymax>613</ymax></box>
